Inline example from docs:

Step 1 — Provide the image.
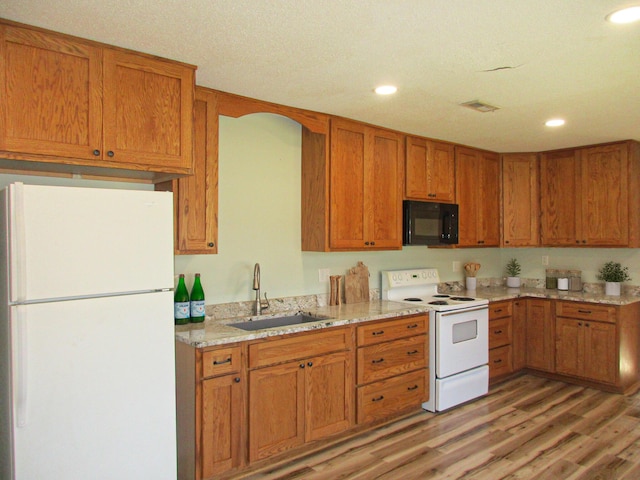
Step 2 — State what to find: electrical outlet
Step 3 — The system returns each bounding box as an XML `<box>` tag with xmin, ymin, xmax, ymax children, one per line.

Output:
<box><xmin>318</xmin><ymin>268</ymin><xmax>330</xmax><ymax>282</ymax></box>
<box><xmin>452</xmin><ymin>261</ymin><xmax>461</xmax><ymax>273</ymax></box>
<box><xmin>542</xmin><ymin>255</ymin><xmax>549</xmax><ymax>266</ymax></box>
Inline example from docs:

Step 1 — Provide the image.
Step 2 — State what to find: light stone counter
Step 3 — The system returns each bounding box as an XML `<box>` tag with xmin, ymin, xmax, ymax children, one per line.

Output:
<box><xmin>175</xmin><ymin>300</ymin><xmax>430</xmax><ymax>348</ymax></box>
<box><xmin>468</xmin><ymin>286</ymin><xmax>640</xmax><ymax>306</ymax></box>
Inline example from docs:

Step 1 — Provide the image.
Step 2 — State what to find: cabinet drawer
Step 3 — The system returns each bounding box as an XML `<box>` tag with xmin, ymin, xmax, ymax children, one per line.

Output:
<box><xmin>357</xmin><ymin>335</ymin><xmax>427</xmax><ymax>385</ymax></box>
<box><xmin>489</xmin><ymin>317</ymin><xmax>512</xmax><ymax>349</ymax></box>
<box><xmin>202</xmin><ymin>346</ymin><xmax>242</xmax><ymax>378</ymax></box>
<box><xmin>489</xmin><ymin>345</ymin><xmax>512</xmax><ymax>379</ymax></box>
<box><xmin>357</xmin><ymin>315</ymin><xmax>428</xmax><ymax>346</ymax></box>
<box><xmin>248</xmin><ymin>327</ymin><xmax>351</xmax><ymax>369</ymax></box>
<box><xmin>489</xmin><ymin>301</ymin><xmax>512</xmax><ymax>320</ymax></box>
<box><xmin>357</xmin><ymin>369</ymin><xmax>428</xmax><ymax>424</ymax></box>
<box><xmin>556</xmin><ymin>302</ymin><xmax>616</xmax><ymax>323</ymax></box>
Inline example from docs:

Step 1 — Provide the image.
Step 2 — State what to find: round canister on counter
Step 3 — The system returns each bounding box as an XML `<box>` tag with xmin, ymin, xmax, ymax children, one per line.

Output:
<box><xmin>569</xmin><ymin>270</ymin><xmax>582</xmax><ymax>291</ymax></box>
<box><xmin>557</xmin><ymin>275</ymin><xmax>569</xmax><ymax>291</ymax></box>
<box><xmin>545</xmin><ymin>269</ymin><xmax>558</xmax><ymax>289</ymax></box>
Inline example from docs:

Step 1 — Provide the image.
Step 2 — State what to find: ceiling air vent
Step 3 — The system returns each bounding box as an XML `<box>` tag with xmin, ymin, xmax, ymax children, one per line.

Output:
<box><xmin>460</xmin><ymin>100</ymin><xmax>500</xmax><ymax>113</ymax></box>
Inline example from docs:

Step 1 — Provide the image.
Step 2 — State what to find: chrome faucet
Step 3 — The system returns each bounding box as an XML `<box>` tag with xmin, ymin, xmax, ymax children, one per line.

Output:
<box><xmin>253</xmin><ymin>263</ymin><xmax>270</xmax><ymax>315</ymax></box>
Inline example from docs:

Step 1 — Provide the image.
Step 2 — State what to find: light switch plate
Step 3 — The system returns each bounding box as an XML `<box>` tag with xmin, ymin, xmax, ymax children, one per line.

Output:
<box><xmin>318</xmin><ymin>268</ymin><xmax>330</xmax><ymax>282</ymax></box>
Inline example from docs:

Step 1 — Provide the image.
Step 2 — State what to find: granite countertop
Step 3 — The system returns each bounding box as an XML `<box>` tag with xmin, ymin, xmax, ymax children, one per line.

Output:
<box><xmin>468</xmin><ymin>286</ymin><xmax>640</xmax><ymax>306</ymax></box>
<box><xmin>175</xmin><ymin>287</ymin><xmax>640</xmax><ymax>349</ymax></box>
<box><xmin>175</xmin><ymin>300</ymin><xmax>430</xmax><ymax>348</ymax></box>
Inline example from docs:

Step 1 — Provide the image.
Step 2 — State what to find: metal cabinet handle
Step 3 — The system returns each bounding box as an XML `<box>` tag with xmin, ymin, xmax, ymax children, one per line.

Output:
<box><xmin>493</xmin><ymin>359</ymin><xmax>502</xmax><ymax>364</ymax></box>
<box><xmin>299</xmin><ymin>363</ymin><xmax>305</xmax><ymax>369</ymax></box>
<box><xmin>407</xmin><ymin>385</ymin><xmax>419</xmax><ymax>391</ymax></box>
<box><xmin>234</xmin><ymin>377</ymin><xmax>241</xmax><ymax>383</ymax></box>
<box><xmin>307</xmin><ymin>362</ymin><xmax>313</xmax><ymax>367</ymax></box>
<box><xmin>407</xmin><ymin>350</ymin><xmax>419</xmax><ymax>355</ymax></box>
<box><xmin>208</xmin><ymin>242</ymin><xmax>215</xmax><ymax>247</ymax></box>
<box><xmin>372</xmin><ymin>330</ymin><xmax>385</xmax><ymax>336</ymax></box>
<box><xmin>213</xmin><ymin>358</ymin><xmax>232</xmax><ymax>365</ymax></box>
<box><xmin>372</xmin><ymin>395</ymin><xmax>384</xmax><ymax>402</ymax></box>
<box><xmin>494</xmin><ymin>330</ymin><xmax>503</xmax><ymax>334</ymax></box>
<box><xmin>578</xmin><ymin>310</ymin><xmax>592</xmax><ymax>314</ymax></box>
<box><xmin>107</xmin><ymin>150</ymin><xmax>114</xmax><ymax>157</ymax></box>
<box><xmin>407</xmin><ymin>324</ymin><xmax>418</xmax><ymax>329</ymax></box>
<box><xmin>93</xmin><ymin>149</ymin><xmax>100</xmax><ymax>156</ymax></box>
<box><xmin>371</xmin><ymin>358</ymin><xmax>385</xmax><ymax>364</ymax></box>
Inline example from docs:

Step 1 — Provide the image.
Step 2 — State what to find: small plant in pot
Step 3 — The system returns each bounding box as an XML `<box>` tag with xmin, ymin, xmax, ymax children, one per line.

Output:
<box><xmin>505</xmin><ymin>258</ymin><xmax>521</xmax><ymax>288</ymax></box>
<box><xmin>597</xmin><ymin>261</ymin><xmax>631</xmax><ymax>296</ymax></box>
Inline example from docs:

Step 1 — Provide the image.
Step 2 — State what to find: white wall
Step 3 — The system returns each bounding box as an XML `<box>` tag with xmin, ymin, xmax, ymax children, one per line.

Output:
<box><xmin>3</xmin><ymin>113</ymin><xmax>639</xmax><ymax>305</ymax></box>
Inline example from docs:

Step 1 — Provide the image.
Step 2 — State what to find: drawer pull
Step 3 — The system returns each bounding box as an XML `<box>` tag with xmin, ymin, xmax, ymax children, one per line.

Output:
<box><xmin>578</xmin><ymin>322</ymin><xmax>583</xmax><ymax>326</ymax></box>
<box><xmin>493</xmin><ymin>359</ymin><xmax>502</xmax><ymax>364</ymax></box>
<box><xmin>585</xmin><ymin>323</ymin><xmax>590</xmax><ymax>327</ymax></box>
<box><xmin>494</xmin><ymin>330</ymin><xmax>503</xmax><ymax>334</ymax></box>
<box><xmin>299</xmin><ymin>363</ymin><xmax>305</xmax><ymax>369</ymax></box>
<box><xmin>371</xmin><ymin>358</ymin><xmax>385</xmax><ymax>364</ymax></box>
<box><xmin>213</xmin><ymin>358</ymin><xmax>232</xmax><ymax>365</ymax></box>
<box><xmin>494</xmin><ymin>309</ymin><xmax>503</xmax><ymax>313</ymax></box>
<box><xmin>407</xmin><ymin>350</ymin><xmax>419</xmax><ymax>355</ymax></box>
<box><xmin>578</xmin><ymin>310</ymin><xmax>592</xmax><ymax>314</ymax></box>
<box><xmin>234</xmin><ymin>377</ymin><xmax>241</xmax><ymax>383</ymax></box>
<box><xmin>307</xmin><ymin>361</ymin><xmax>313</xmax><ymax>367</ymax></box>
<box><xmin>372</xmin><ymin>395</ymin><xmax>384</xmax><ymax>402</ymax></box>
<box><xmin>407</xmin><ymin>384</ymin><xmax>419</xmax><ymax>391</ymax></box>
<box><xmin>407</xmin><ymin>324</ymin><xmax>419</xmax><ymax>329</ymax></box>
<box><xmin>372</xmin><ymin>330</ymin><xmax>385</xmax><ymax>336</ymax></box>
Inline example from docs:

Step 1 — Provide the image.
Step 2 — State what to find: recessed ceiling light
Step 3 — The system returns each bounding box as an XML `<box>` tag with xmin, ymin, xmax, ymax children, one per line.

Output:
<box><xmin>606</xmin><ymin>6</ymin><xmax>640</xmax><ymax>23</ymax></box>
<box><xmin>545</xmin><ymin>119</ymin><xmax>565</xmax><ymax>127</ymax></box>
<box><xmin>374</xmin><ymin>85</ymin><xmax>397</xmax><ymax>95</ymax></box>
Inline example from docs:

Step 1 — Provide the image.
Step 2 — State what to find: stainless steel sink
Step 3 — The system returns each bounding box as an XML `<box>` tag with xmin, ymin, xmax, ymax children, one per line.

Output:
<box><xmin>228</xmin><ymin>313</ymin><xmax>330</xmax><ymax>331</ymax></box>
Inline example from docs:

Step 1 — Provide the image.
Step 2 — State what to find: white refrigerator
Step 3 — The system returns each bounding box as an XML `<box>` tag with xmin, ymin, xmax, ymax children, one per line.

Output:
<box><xmin>0</xmin><ymin>183</ymin><xmax>178</xmax><ymax>479</ymax></box>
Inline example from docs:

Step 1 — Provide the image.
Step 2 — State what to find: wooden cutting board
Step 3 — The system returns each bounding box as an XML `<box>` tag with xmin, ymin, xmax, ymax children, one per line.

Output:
<box><xmin>345</xmin><ymin>261</ymin><xmax>370</xmax><ymax>304</ymax></box>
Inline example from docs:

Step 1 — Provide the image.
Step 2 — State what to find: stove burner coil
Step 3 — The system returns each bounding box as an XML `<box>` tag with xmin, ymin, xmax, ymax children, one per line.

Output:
<box><xmin>450</xmin><ymin>296</ymin><xmax>475</xmax><ymax>301</ymax></box>
<box><xmin>433</xmin><ymin>294</ymin><xmax>450</xmax><ymax>298</ymax></box>
<box><xmin>403</xmin><ymin>297</ymin><xmax>423</xmax><ymax>302</ymax></box>
<box><xmin>429</xmin><ymin>300</ymin><xmax>449</xmax><ymax>305</ymax></box>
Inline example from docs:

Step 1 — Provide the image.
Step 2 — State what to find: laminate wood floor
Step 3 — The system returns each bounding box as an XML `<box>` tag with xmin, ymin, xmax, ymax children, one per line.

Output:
<box><xmin>230</xmin><ymin>375</ymin><xmax>640</xmax><ymax>480</ymax></box>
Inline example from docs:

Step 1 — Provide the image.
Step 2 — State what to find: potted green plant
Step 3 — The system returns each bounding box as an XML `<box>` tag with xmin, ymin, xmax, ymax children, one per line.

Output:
<box><xmin>505</xmin><ymin>258</ymin><xmax>521</xmax><ymax>288</ymax></box>
<box><xmin>597</xmin><ymin>261</ymin><xmax>631</xmax><ymax>296</ymax></box>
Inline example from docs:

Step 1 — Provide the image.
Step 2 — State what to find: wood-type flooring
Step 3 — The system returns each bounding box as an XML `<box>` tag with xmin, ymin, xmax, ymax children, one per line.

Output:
<box><xmin>229</xmin><ymin>374</ymin><xmax>640</xmax><ymax>480</ymax></box>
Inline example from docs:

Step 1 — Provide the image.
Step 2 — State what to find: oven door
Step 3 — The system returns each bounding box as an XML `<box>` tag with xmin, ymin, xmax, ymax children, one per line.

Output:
<box><xmin>435</xmin><ymin>306</ymin><xmax>488</xmax><ymax>378</ymax></box>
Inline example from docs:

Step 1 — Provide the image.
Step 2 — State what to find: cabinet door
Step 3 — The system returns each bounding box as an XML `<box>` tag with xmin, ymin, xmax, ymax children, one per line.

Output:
<box><xmin>0</xmin><ymin>24</ymin><xmax>102</xmax><ymax>159</ymax></box>
<box><xmin>405</xmin><ymin>137</ymin><xmax>455</xmax><ymax>202</ymax></box>
<box><xmin>173</xmin><ymin>87</ymin><xmax>219</xmax><ymax>254</ymax></box>
<box><xmin>201</xmin><ymin>374</ymin><xmax>244</xmax><ymax>477</ymax></box>
<box><xmin>555</xmin><ymin>318</ymin><xmax>582</xmax><ymax>378</ymax></box>
<box><xmin>455</xmin><ymin>146</ymin><xmax>480</xmax><ymax>246</ymax></box>
<box><xmin>249</xmin><ymin>362</ymin><xmax>305</xmax><ymax>462</ymax></box>
<box><xmin>580</xmin><ymin>144</ymin><xmax>628</xmax><ymax>246</ymax></box>
<box><xmin>329</xmin><ymin>119</ymin><xmax>366</xmax><ymax>249</ymax></box>
<box><xmin>540</xmin><ymin>150</ymin><xmax>580</xmax><ymax>246</ymax></box>
<box><xmin>369</xmin><ymin>128</ymin><xmax>403</xmax><ymax>248</ymax></box>
<box><xmin>305</xmin><ymin>351</ymin><xmax>354</xmax><ymax>442</ymax></box>
<box><xmin>502</xmin><ymin>153</ymin><xmax>539</xmax><ymax>246</ymax></box>
<box><xmin>583</xmin><ymin>321</ymin><xmax>617</xmax><ymax>384</ymax></box>
<box><xmin>526</xmin><ymin>299</ymin><xmax>554</xmax><ymax>372</ymax></box>
<box><xmin>102</xmin><ymin>48</ymin><xmax>193</xmax><ymax>170</ymax></box>
<box><xmin>478</xmin><ymin>151</ymin><xmax>500</xmax><ymax>246</ymax></box>
<box><xmin>512</xmin><ymin>300</ymin><xmax>527</xmax><ymax>371</ymax></box>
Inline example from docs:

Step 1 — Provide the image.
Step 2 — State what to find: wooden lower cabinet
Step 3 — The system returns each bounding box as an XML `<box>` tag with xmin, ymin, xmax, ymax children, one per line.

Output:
<box><xmin>247</xmin><ymin>328</ymin><xmax>354</xmax><ymax>462</ymax></box>
<box><xmin>355</xmin><ymin>314</ymin><xmax>429</xmax><ymax>424</ymax></box>
<box><xmin>525</xmin><ymin>298</ymin><xmax>555</xmax><ymax>372</ymax></box>
<box><xmin>175</xmin><ymin>342</ymin><xmax>246</xmax><ymax>480</ymax></box>
<box><xmin>488</xmin><ymin>300</ymin><xmax>513</xmax><ymax>382</ymax></box>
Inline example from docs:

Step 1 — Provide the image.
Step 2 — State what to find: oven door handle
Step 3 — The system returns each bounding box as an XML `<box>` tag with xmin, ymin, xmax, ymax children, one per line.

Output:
<box><xmin>439</xmin><ymin>306</ymin><xmax>488</xmax><ymax>317</ymax></box>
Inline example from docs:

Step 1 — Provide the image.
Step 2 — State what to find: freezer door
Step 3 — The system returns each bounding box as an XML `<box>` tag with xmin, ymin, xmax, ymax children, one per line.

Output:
<box><xmin>10</xmin><ymin>292</ymin><xmax>176</xmax><ymax>479</ymax></box>
<box><xmin>7</xmin><ymin>183</ymin><xmax>174</xmax><ymax>302</ymax></box>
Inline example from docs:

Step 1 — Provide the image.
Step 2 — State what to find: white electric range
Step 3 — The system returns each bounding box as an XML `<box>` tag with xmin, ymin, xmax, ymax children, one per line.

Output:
<box><xmin>381</xmin><ymin>268</ymin><xmax>489</xmax><ymax>412</ymax></box>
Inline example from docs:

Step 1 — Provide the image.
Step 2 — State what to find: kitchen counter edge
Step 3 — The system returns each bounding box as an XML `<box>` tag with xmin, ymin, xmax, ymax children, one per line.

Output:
<box><xmin>175</xmin><ymin>300</ymin><xmax>430</xmax><ymax>348</ymax></box>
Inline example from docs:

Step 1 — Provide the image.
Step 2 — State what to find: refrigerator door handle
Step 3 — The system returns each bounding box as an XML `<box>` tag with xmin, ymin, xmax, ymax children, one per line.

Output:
<box><xmin>15</xmin><ymin>307</ymin><xmax>29</xmax><ymax>427</ymax></box>
<box><xmin>10</xmin><ymin>182</ymin><xmax>27</xmax><ymax>303</ymax></box>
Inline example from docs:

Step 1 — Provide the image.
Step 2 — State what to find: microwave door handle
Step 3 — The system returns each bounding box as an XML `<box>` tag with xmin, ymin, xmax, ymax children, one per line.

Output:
<box><xmin>442</xmin><ymin>212</ymin><xmax>450</xmax><ymax>239</ymax></box>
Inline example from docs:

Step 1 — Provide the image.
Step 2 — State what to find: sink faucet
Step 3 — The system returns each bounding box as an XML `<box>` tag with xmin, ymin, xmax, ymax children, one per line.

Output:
<box><xmin>253</xmin><ymin>263</ymin><xmax>270</xmax><ymax>315</ymax></box>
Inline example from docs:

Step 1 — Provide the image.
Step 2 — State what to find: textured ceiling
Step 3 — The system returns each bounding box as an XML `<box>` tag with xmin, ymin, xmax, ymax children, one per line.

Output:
<box><xmin>2</xmin><ymin>0</ymin><xmax>639</xmax><ymax>152</ymax></box>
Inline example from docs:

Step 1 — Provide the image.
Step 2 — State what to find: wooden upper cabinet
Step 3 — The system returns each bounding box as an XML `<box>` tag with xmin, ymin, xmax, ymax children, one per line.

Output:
<box><xmin>501</xmin><ymin>153</ymin><xmax>539</xmax><ymax>247</ymax></box>
<box><xmin>0</xmin><ymin>21</ymin><xmax>194</xmax><ymax>180</ymax></box>
<box><xmin>540</xmin><ymin>141</ymin><xmax>637</xmax><ymax>247</ymax></box>
<box><xmin>455</xmin><ymin>146</ymin><xmax>500</xmax><ymax>247</ymax></box>
<box><xmin>405</xmin><ymin>136</ymin><xmax>455</xmax><ymax>202</ymax></box>
<box><xmin>302</xmin><ymin>117</ymin><xmax>403</xmax><ymax>251</ymax></box>
<box><xmin>162</xmin><ymin>87</ymin><xmax>219</xmax><ymax>255</ymax></box>
<box><xmin>102</xmin><ymin>49</ymin><xmax>193</xmax><ymax>171</ymax></box>
<box><xmin>0</xmin><ymin>24</ymin><xmax>103</xmax><ymax>160</ymax></box>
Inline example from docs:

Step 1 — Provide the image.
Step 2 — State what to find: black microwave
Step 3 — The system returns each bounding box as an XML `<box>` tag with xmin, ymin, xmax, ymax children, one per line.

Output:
<box><xmin>403</xmin><ymin>200</ymin><xmax>459</xmax><ymax>246</ymax></box>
